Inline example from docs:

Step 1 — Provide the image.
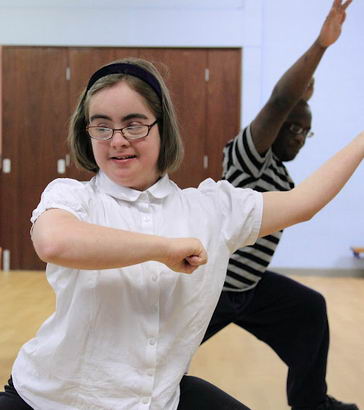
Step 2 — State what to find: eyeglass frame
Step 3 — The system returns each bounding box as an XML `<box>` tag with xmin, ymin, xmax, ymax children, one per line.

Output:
<box><xmin>285</xmin><ymin>122</ymin><xmax>314</xmax><ymax>138</ymax></box>
<box><xmin>86</xmin><ymin>119</ymin><xmax>159</xmax><ymax>141</ymax></box>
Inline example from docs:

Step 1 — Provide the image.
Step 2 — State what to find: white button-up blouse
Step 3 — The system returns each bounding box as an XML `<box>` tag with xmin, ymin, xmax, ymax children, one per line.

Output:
<box><xmin>12</xmin><ymin>172</ymin><xmax>262</xmax><ymax>410</ymax></box>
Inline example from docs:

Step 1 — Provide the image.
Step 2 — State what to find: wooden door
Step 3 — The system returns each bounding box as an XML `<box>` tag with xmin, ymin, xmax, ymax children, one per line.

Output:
<box><xmin>67</xmin><ymin>47</ymin><xmax>210</xmax><ymax>188</ymax></box>
<box><xmin>206</xmin><ymin>49</ymin><xmax>241</xmax><ymax>181</ymax></box>
<box><xmin>140</xmin><ymin>48</ymin><xmax>241</xmax><ymax>185</ymax></box>
<box><xmin>0</xmin><ymin>47</ymin><xmax>69</xmax><ymax>270</ymax></box>
<box><xmin>66</xmin><ymin>47</ymin><xmax>241</xmax><ymax>187</ymax></box>
<box><xmin>140</xmin><ymin>48</ymin><xmax>208</xmax><ymax>188</ymax></box>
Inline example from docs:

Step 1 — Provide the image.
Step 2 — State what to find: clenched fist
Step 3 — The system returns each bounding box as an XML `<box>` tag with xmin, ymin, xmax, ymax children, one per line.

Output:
<box><xmin>160</xmin><ymin>237</ymin><xmax>208</xmax><ymax>274</ymax></box>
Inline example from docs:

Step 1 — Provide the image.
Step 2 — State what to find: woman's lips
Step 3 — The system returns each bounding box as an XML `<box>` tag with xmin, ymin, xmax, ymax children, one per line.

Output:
<box><xmin>111</xmin><ymin>154</ymin><xmax>137</xmax><ymax>160</ymax></box>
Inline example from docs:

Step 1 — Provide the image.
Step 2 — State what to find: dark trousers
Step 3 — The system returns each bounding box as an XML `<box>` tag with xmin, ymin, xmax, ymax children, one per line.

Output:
<box><xmin>0</xmin><ymin>376</ymin><xmax>250</xmax><ymax>410</ymax></box>
<box><xmin>203</xmin><ymin>270</ymin><xmax>329</xmax><ymax>408</ymax></box>
<box><xmin>178</xmin><ymin>375</ymin><xmax>250</xmax><ymax>410</ymax></box>
<box><xmin>0</xmin><ymin>378</ymin><xmax>33</xmax><ymax>410</ymax></box>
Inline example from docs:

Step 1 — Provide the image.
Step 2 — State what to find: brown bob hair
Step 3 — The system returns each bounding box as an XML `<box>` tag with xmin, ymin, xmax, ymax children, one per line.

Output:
<box><xmin>68</xmin><ymin>57</ymin><xmax>184</xmax><ymax>175</ymax></box>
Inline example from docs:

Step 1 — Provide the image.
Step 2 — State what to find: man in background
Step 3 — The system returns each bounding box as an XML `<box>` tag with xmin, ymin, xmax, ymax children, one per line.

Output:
<box><xmin>203</xmin><ymin>1</ymin><xmax>358</xmax><ymax>409</ymax></box>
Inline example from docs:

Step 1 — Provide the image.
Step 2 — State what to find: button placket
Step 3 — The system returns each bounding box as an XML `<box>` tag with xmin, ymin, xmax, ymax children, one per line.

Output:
<box><xmin>137</xmin><ymin>194</ymin><xmax>154</xmax><ymax>235</ymax></box>
<box><xmin>142</xmin><ymin>275</ymin><xmax>159</xmax><ymax>402</ymax></box>
<box><xmin>138</xmin><ymin>193</ymin><xmax>160</xmax><ymax>405</ymax></box>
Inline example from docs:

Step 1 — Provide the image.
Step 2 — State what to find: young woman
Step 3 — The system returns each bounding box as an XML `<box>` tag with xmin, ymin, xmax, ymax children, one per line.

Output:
<box><xmin>1</xmin><ymin>57</ymin><xmax>363</xmax><ymax>410</ymax></box>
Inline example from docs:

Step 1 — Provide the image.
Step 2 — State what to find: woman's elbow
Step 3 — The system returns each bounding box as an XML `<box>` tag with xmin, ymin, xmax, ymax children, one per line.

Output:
<box><xmin>295</xmin><ymin>205</ymin><xmax>317</xmax><ymax>225</ymax></box>
<box><xmin>32</xmin><ymin>226</ymin><xmax>65</xmax><ymax>263</ymax></box>
<box><xmin>33</xmin><ymin>237</ymin><xmax>61</xmax><ymax>263</ymax></box>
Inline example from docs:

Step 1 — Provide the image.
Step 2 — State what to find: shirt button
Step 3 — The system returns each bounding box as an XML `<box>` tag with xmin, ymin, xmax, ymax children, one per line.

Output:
<box><xmin>152</xmin><ymin>274</ymin><xmax>158</xmax><ymax>282</ymax></box>
<box><xmin>147</xmin><ymin>369</ymin><xmax>153</xmax><ymax>377</ymax></box>
<box><xmin>149</xmin><ymin>338</ymin><xmax>156</xmax><ymax>346</ymax></box>
<box><xmin>142</xmin><ymin>397</ymin><xmax>149</xmax><ymax>404</ymax></box>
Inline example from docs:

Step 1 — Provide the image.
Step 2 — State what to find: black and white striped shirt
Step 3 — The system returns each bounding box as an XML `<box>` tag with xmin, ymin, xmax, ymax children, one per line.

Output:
<box><xmin>222</xmin><ymin>125</ymin><xmax>294</xmax><ymax>291</ymax></box>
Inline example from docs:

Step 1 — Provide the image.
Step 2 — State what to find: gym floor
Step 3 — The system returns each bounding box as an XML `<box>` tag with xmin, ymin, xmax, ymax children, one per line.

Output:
<box><xmin>1</xmin><ymin>271</ymin><xmax>363</xmax><ymax>410</ymax></box>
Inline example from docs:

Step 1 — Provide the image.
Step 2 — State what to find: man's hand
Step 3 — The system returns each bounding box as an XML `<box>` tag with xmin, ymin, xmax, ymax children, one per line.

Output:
<box><xmin>161</xmin><ymin>237</ymin><xmax>208</xmax><ymax>274</ymax></box>
<box><xmin>318</xmin><ymin>0</ymin><xmax>352</xmax><ymax>48</ymax></box>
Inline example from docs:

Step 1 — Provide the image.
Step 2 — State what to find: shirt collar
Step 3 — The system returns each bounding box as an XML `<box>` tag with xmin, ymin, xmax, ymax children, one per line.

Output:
<box><xmin>95</xmin><ymin>171</ymin><xmax>173</xmax><ymax>202</ymax></box>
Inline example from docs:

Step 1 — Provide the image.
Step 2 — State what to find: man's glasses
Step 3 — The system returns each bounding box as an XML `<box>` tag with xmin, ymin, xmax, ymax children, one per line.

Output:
<box><xmin>286</xmin><ymin>122</ymin><xmax>314</xmax><ymax>138</ymax></box>
<box><xmin>86</xmin><ymin>120</ymin><xmax>158</xmax><ymax>141</ymax></box>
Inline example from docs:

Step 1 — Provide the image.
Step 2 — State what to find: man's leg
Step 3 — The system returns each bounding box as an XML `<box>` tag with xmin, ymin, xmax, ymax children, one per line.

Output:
<box><xmin>233</xmin><ymin>271</ymin><xmax>329</xmax><ymax>408</ymax></box>
<box><xmin>202</xmin><ymin>290</ymin><xmax>250</xmax><ymax>343</ymax></box>
<box><xmin>178</xmin><ymin>375</ymin><xmax>251</xmax><ymax>410</ymax></box>
<box><xmin>0</xmin><ymin>378</ymin><xmax>33</xmax><ymax>410</ymax></box>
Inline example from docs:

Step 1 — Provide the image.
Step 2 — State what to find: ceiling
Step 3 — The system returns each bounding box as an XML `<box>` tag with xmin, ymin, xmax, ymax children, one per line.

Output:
<box><xmin>0</xmin><ymin>0</ymin><xmax>245</xmax><ymax>9</ymax></box>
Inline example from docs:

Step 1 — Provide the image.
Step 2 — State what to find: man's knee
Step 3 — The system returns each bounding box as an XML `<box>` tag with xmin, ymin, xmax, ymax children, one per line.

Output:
<box><xmin>299</xmin><ymin>288</ymin><xmax>328</xmax><ymax>331</ymax></box>
<box><xmin>307</xmin><ymin>289</ymin><xmax>327</xmax><ymax>314</ymax></box>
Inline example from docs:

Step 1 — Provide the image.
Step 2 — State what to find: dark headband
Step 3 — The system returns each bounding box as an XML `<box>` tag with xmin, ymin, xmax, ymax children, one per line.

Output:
<box><xmin>86</xmin><ymin>62</ymin><xmax>162</xmax><ymax>100</ymax></box>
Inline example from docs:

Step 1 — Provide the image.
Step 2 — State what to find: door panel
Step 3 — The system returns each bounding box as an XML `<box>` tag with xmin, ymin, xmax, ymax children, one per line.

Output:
<box><xmin>1</xmin><ymin>47</ymin><xmax>69</xmax><ymax>269</ymax></box>
<box><xmin>206</xmin><ymin>49</ymin><xmax>241</xmax><ymax>181</ymax></box>
<box><xmin>140</xmin><ymin>48</ymin><xmax>208</xmax><ymax>188</ymax></box>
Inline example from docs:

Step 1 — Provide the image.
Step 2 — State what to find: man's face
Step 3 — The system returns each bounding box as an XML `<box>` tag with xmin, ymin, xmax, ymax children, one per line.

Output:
<box><xmin>272</xmin><ymin>103</ymin><xmax>312</xmax><ymax>162</ymax></box>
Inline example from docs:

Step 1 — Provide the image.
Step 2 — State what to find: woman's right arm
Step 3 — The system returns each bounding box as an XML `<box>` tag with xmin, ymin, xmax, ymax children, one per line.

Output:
<box><xmin>259</xmin><ymin>130</ymin><xmax>364</xmax><ymax>238</ymax></box>
<box><xmin>32</xmin><ymin>209</ymin><xmax>207</xmax><ymax>273</ymax></box>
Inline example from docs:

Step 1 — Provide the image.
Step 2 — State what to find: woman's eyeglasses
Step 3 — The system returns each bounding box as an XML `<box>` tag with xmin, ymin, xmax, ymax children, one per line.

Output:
<box><xmin>87</xmin><ymin>120</ymin><xmax>158</xmax><ymax>141</ymax></box>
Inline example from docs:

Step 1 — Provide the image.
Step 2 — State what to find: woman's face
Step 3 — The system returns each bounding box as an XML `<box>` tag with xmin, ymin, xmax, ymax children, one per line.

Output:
<box><xmin>88</xmin><ymin>81</ymin><xmax>161</xmax><ymax>191</ymax></box>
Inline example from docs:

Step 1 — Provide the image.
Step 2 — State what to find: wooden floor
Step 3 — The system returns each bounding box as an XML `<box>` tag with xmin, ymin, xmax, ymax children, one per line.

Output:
<box><xmin>0</xmin><ymin>271</ymin><xmax>363</xmax><ymax>409</ymax></box>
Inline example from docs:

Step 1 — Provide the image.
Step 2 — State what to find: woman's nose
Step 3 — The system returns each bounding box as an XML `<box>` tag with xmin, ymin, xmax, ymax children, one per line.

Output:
<box><xmin>111</xmin><ymin>130</ymin><xmax>130</xmax><ymax>148</ymax></box>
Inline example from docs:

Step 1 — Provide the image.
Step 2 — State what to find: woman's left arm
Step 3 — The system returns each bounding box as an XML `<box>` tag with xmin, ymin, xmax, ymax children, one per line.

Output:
<box><xmin>259</xmin><ymin>131</ymin><xmax>364</xmax><ymax>237</ymax></box>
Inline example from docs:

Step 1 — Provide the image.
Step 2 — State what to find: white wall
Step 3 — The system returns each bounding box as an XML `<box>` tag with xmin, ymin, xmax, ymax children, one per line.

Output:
<box><xmin>0</xmin><ymin>0</ymin><xmax>363</xmax><ymax>270</ymax></box>
<box><xmin>259</xmin><ymin>0</ymin><xmax>364</xmax><ymax>270</ymax></box>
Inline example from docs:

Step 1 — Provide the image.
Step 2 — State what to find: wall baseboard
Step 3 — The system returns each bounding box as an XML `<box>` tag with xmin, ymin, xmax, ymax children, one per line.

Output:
<box><xmin>271</xmin><ymin>267</ymin><xmax>364</xmax><ymax>278</ymax></box>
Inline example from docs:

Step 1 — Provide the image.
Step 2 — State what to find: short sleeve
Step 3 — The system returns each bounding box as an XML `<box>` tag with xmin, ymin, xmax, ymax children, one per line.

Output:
<box><xmin>198</xmin><ymin>178</ymin><xmax>263</xmax><ymax>253</ymax></box>
<box><xmin>31</xmin><ymin>178</ymin><xmax>89</xmax><ymax>224</ymax></box>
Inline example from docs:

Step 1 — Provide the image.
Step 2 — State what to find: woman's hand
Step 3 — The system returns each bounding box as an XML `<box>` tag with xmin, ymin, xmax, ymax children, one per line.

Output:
<box><xmin>161</xmin><ymin>237</ymin><xmax>208</xmax><ymax>274</ymax></box>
